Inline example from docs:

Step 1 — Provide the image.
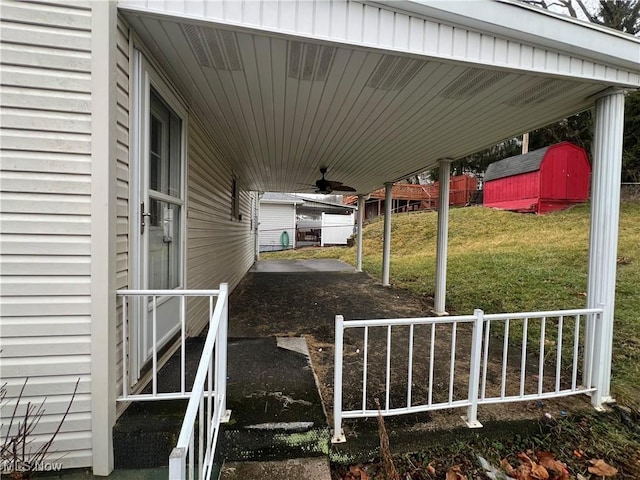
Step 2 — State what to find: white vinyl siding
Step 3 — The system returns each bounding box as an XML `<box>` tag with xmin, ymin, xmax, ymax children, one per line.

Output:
<box><xmin>259</xmin><ymin>203</ymin><xmax>296</xmax><ymax>252</ymax></box>
<box><xmin>185</xmin><ymin>115</ymin><xmax>257</xmax><ymax>335</ymax></box>
<box><xmin>115</xmin><ymin>15</ymin><xmax>131</xmax><ymax>403</ymax></box>
<box><xmin>0</xmin><ymin>0</ymin><xmax>93</xmax><ymax>469</ymax></box>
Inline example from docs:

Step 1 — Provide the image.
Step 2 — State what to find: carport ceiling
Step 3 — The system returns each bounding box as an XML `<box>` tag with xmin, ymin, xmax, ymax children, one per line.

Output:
<box><xmin>126</xmin><ymin>13</ymin><xmax>616</xmax><ymax>194</ymax></box>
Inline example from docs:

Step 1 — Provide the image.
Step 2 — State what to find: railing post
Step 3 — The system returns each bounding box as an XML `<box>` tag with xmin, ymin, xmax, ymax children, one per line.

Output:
<box><xmin>169</xmin><ymin>447</ymin><xmax>186</xmax><ymax>480</ymax></box>
<box><xmin>332</xmin><ymin>315</ymin><xmax>346</xmax><ymax>443</ymax></box>
<box><xmin>216</xmin><ymin>283</ymin><xmax>230</xmax><ymax>421</ymax></box>
<box><xmin>586</xmin><ymin>307</ymin><xmax>605</xmax><ymax>409</ymax></box>
<box><xmin>122</xmin><ymin>295</ymin><xmax>128</xmax><ymax>399</ymax></box>
<box><xmin>464</xmin><ymin>309</ymin><xmax>483</xmax><ymax>428</ymax></box>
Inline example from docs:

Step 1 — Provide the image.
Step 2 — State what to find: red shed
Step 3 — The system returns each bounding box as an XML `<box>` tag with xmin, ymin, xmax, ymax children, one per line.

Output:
<box><xmin>483</xmin><ymin>142</ymin><xmax>591</xmax><ymax>214</ymax></box>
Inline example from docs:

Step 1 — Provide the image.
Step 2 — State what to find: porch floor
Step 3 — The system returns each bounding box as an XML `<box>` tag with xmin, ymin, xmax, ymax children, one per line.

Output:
<box><xmin>107</xmin><ymin>258</ymin><xmax>593</xmax><ymax>476</ymax></box>
<box><xmin>230</xmin><ymin>259</ymin><xmax>594</xmax><ymax>463</ymax></box>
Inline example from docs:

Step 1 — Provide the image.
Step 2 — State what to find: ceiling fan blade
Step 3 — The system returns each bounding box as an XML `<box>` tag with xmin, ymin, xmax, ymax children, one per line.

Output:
<box><xmin>326</xmin><ymin>180</ymin><xmax>345</xmax><ymax>188</ymax></box>
<box><xmin>332</xmin><ymin>185</ymin><xmax>356</xmax><ymax>192</ymax></box>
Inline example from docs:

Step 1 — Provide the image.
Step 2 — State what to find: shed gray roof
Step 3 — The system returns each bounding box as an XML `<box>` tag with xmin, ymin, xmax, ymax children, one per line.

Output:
<box><xmin>297</xmin><ymin>196</ymin><xmax>357</xmax><ymax>210</ymax></box>
<box><xmin>484</xmin><ymin>146</ymin><xmax>551</xmax><ymax>182</ymax></box>
<box><xmin>260</xmin><ymin>192</ymin><xmax>304</xmax><ymax>204</ymax></box>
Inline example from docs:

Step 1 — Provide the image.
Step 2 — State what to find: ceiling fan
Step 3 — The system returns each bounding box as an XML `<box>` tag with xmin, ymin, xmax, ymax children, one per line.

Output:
<box><xmin>314</xmin><ymin>167</ymin><xmax>356</xmax><ymax>194</ymax></box>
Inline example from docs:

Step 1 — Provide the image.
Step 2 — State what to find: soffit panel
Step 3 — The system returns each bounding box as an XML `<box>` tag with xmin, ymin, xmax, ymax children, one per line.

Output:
<box><xmin>125</xmin><ymin>12</ymin><xmax>608</xmax><ymax>194</ymax></box>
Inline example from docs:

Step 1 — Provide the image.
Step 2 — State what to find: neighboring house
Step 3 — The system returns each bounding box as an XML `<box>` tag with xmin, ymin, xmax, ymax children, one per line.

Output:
<box><xmin>258</xmin><ymin>193</ymin><xmax>303</xmax><ymax>252</ymax></box>
<box><xmin>344</xmin><ymin>175</ymin><xmax>478</xmax><ymax>221</ymax></box>
<box><xmin>484</xmin><ymin>142</ymin><xmax>591</xmax><ymax>214</ymax></box>
<box><xmin>0</xmin><ymin>0</ymin><xmax>638</xmax><ymax>476</ymax></box>
<box><xmin>296</xmin><ymin>197</ymin><xmax>356</xmax><ymax>247</ymax></box>
<box><xmin>259</xmin><ymin>194</ymin><xmax>356</xmax><ymax>250</ymax></box>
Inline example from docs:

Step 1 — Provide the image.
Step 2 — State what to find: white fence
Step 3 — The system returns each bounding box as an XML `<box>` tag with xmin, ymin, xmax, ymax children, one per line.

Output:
<box><xmin>116</xmin><ymin>285</ymin><xmax>229</xmax><ymax>479</ymax></box>
<box><xmin>321</xmin><ymin>212</ymin><xmax>354</xmax><ymax>246</ymax></box>
<box><xmin>332</xmin><ymin>308</ymin><xmax>602</xmax><ymax>443</ymax></box>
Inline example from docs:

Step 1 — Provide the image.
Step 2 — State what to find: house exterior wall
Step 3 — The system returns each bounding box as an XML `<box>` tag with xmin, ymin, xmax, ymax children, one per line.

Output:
<box><xmin>1</xmin><ymin>2</ymin><xmax>258</xmax><ymax>472</ymax></box>
<box><xmin>259</xmin><ymin>203</ymin><xmax>296</xmax><ymax>252</ymax></box>
<box><xmin>0</xmin><ymin>0</ymin><xmax>95</xmax><ymax>468</ymax></box>
<box><xmin>185</xmin><ymin>116</ymin><xmax>257</xmax><ymax>335</ymax></box>
<box><xmin>114</xmin><ymin>13</ymin><xmax>131</xmax><ymax>414</ymax></box>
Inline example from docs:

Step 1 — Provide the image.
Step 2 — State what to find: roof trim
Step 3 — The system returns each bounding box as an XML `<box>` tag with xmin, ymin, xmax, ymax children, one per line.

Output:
<box><xmin>368</xmin><ymin>0</ymin><xmax>640</xmax><ymax>73</ymax></box>
<box><xmin>260</xmin><ymin>192</ymin><xmax>305</xmax><ymax>204</ymax></box>
<box><xmin>119</xmin><ymin>0</ymin><xmax>640</xmax><ymax>87</ymax></box>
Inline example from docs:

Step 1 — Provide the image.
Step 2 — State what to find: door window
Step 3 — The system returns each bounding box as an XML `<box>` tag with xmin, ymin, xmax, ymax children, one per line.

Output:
<box><xmin>148</xmin><ymin>89</ymin><xmax>183</xmax><ymax>290</ymax></box>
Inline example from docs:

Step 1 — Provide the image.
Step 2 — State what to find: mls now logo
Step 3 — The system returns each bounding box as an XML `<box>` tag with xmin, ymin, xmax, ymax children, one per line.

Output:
<box><xmin>1</xmin><ymin>460</ymin><xmax>63</xmax><ymax>473</ymax></box>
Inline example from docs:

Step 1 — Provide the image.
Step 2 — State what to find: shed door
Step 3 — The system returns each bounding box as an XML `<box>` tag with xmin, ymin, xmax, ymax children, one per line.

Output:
<box><xmin>565</xmin><ymin>150</ymin><xmax>585</xmax><ymax>200</ymax></box>
<box><xmin>541</xmin><ymin>151</ymin><xmax>568</xmax><ymax>199</ymax></box>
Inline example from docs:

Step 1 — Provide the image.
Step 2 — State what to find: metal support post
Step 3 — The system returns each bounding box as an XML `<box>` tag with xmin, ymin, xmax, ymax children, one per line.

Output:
<box><xmin>382</xmin><ymin>183</ymin><xmax>393</xmax><ymax>286</ymax></box>
<box><xmin>586</xmin><ymin>89</ymin><xmax>625</xmax><ymax>408</ymax></box>
<box><xmin>356</xmin><ymin>195</ymin><xmax>364</xmax><ymax>272</ymax></box>
<box><xmin>434</xmin><ymin>159</ymin><xmax>452</xmax><ymax>315</ymax></box>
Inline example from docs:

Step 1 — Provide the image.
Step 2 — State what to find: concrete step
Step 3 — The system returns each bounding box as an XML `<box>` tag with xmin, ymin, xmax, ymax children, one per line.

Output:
<box><xmin>220</xmin><ymin>457</ymin><xmax>331</xmax><ymax>480</ymax></box>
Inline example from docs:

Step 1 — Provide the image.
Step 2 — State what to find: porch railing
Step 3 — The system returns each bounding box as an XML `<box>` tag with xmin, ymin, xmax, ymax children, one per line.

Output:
<box><xmin>332</xmin><ymin>308</ymin><xmax>602</xmax><ymax>443</ymax></box>
<box><xmin>169</xmin><ymin>284</ymin><xmax>229</xmax><ymax>479</ymax></box>
<box><xmin>117</xmin><ymin>288</ymin><xmax>226</xmax><ymax>401</ymax></box>
<box><xmin>116</xmin><ymin>285</ymin><xmax>230</xmax><ymax>479</ymax></box>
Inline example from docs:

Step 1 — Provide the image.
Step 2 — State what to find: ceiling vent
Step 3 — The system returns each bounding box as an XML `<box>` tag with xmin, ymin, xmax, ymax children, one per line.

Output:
<box><xmin>504</xmin><ymin>78</ymin><xmax>578</xmax><ymax>107</ymax></box>
<box><xmin>287</xmin><ymin>41</ymin><xmax>335</xmax><ymax>81</ymax></box>
<box><xmin>367</xmin><ymin>55</ymin><xmax>426</xmax><ymax>91</ymax></box>
<box><xmin>440</xmin><ymin>68</ymin><xmax>507</xmax><ymax>99</ymax></box>
<box><xmin>182</xmin><ymin>24</ymin><xmax>243</xmax><ymax>71</ymax></box>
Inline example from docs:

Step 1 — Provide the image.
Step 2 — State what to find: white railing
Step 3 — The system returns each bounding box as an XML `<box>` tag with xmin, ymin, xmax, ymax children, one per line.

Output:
<box><xmin>169</xmin><ymin>284</ymin><xmax>230</xmax><ymax>479</ymax></box>
<box><xmin>117</xmin><ymin>288</ymin><xmax>225</xmax><ymax>401</ymax></box>
<box><xmin>332</xmin><ymin>308</ymin><xmax>602</xmax><ymax>443</ymax></box>
<box><xmin>116</xmin><ymin>284</ymin><xmax>230</xmax><ymax>479</ymax></box>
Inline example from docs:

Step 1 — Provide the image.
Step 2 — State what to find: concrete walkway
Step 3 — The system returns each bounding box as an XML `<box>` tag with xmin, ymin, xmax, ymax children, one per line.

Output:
<box><xmin>250</xmin><ymin>258</ymin><xmax>356</xmax><ymax>272</ymax></box>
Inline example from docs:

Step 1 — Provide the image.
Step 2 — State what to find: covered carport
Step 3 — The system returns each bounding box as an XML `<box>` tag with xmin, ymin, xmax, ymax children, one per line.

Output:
<box><xmin>119</xmin><ymin>0</ymin><xmax>638</xmax><ymax>441</ymax></box>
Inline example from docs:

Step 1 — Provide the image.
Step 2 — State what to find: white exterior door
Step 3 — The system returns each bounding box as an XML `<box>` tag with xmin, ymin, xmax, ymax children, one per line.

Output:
<box><xmin>132</xmin><ymin>52</ymin><xmax>187</xmax><ymax>382</ymax></box>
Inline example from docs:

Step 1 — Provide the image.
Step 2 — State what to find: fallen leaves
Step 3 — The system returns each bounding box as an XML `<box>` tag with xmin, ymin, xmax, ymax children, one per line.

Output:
<box><xmin>338</xmin><ymin>451</ymin><xmax>620</xmax><ymax>480</ymax></box>
<box><xmin>588</xmin><ymin>459</ymin><xmax>618</xmax><ymax>477</ymax></box>
<box><xmin>342</xmin><ymin>464</ymin><xmax>369</xmax><ymax>480</ymax></box>
<box><xmin>445</xmin><ymin>465</ymin><xmax>468</xmax><ymax>480</ymax></box>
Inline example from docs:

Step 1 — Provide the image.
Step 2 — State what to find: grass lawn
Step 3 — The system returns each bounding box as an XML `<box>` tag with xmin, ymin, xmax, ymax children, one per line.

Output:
<box><xmin>265</xmin><ymin>201</ymin><xmax>640</xmax><ymax>408</ymax></box>
<box><xmin>265</xmin><ymin>201</ymin><xmax>640</xmax><ymax>479</ymax></box>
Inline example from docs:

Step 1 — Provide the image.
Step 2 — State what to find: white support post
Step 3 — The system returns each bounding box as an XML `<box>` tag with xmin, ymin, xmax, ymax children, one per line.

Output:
<box><xmin>434</xmin><ymin>159</ymin><xmax>452</xmax><ymax>315</ymax></box>
<box><xmin>216</xmin><ymin>284</ymin><xmax>231</xmax><ymax>421</ymax></box>
<box><xmin>356</xmin><ymin>195</ymin><xmax>365</xmax><ymax>272</ymax></box>
<box><xmin>332</xmin><ymin>315</ymin><xmax>346</xmax><ymax>443</ymax></box>
<box><xmin>168</xmin><ymin>447</ymin><xmax>186</xmax><ymax>480</ymax></box>
<box><xmin>464</xmin><ymin>309</ymin><xmax>484</xmax><ymax>428</ymax></box>
<box><xmin>382</xmin><ymin>183</ymin><xmax>393</xmax><ymax>286</ymax></box>
<box><xmin>90</xmin><ymin>1</ymin><xmax>117</xmax><ymax>475</ymax></box>
<box><xmin>586</xmin><ymin>89</ymin><xmax>625</xmax><ymax>408</ymax></box>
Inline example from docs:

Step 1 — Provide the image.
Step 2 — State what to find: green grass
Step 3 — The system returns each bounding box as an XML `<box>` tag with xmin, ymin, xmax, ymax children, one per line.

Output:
<box><xmin>265</xmin><ymin>201</ymin><xmax>640</xmax><ymax>408</ymax></box>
